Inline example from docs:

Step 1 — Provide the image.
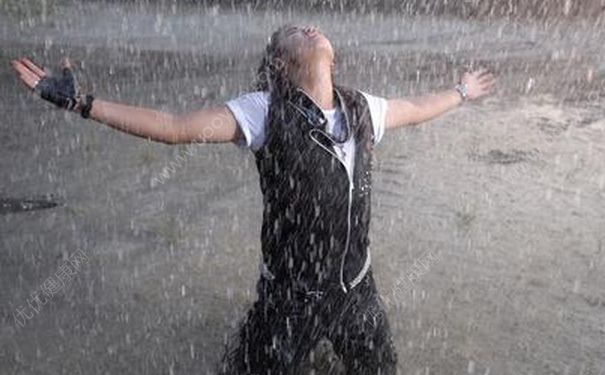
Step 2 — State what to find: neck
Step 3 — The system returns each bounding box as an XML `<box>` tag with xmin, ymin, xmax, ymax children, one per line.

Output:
<box><xmin>293</xmin><ymin>60</ymin><xmax>335</xmax><ymax>111</ymax></box>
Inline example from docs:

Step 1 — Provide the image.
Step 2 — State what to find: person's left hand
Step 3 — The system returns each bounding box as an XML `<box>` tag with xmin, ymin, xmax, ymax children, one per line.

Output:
<box><xmin>461</xmin><ymin>68</ymin><xmax>496</xmax><ymax>100</ymax></box>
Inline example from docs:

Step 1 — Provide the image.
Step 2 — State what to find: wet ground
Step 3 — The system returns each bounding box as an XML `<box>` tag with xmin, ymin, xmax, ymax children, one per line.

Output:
<box><xmin>1</xmin><ymin>1</ymin><xmax>604</xmax><ymax>374</ymax></box>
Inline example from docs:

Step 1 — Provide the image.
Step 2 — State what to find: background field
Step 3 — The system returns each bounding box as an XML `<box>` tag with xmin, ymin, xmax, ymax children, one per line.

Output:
<box><xmin>1</xmin><ymin>1</ymin><xmax>604</xmax><ymax>374</ymax></box>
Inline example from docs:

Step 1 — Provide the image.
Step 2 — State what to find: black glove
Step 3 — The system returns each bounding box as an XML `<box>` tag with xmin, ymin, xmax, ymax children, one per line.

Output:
<box><xmin>33</xmin><ymin>65</ymin><xmax>81</xmax><ymax>111</ymax></box>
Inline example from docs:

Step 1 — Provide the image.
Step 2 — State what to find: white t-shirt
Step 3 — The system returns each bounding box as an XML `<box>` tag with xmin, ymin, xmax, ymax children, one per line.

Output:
<box><xmin>225</xmin><ymin>90</ymin><xmax>388</xmax><ymax>181</ymax></box>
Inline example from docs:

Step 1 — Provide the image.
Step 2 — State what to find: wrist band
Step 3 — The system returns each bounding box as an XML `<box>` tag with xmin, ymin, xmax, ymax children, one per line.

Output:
<box><xmin>455</xmin><ymin>83</ymin><xmax>468</xmax><ymax>101</ymax></box>
<box><xmin>80</xmin><ymin>94</ymin><xmax>94</xmax><ymax>119</ymax></box>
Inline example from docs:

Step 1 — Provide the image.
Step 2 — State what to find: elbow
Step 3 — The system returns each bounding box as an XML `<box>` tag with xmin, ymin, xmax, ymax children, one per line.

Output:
<box><xmin>162</xmin><ymin>114</ymin><xmax>185</xmax><ymax>145</ymax></box>
<box><xmin>152</xmin><ymin>132</ymin><xmax>180</xmax><ymax>146</ymax></box>
<box><xmin>158</xmin><ymin>138</ymin><xmax>178</xmax><ymax>146</ymax></box>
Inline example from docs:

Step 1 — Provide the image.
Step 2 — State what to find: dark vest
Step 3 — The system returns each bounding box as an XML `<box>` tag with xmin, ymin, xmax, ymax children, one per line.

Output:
<box><xmin>253</xmin><ymin>84</ymin><xmax>374</xmax><ymax>294</ymax></box>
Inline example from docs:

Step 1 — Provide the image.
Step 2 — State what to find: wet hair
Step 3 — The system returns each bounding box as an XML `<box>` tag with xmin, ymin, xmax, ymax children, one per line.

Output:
<box><xmin>251</xmin><ymin>23</ymin><xmax>336</xmax><ymax>98</ymax></box>
<box><xmin>249</xmin><ymin>24</ymin><xmax>337</xmax><ymax>142</ymax></box>
<box><xmin>251</xmin><ymin>23</ymin><xmax>297</xmax><ymax>97</ymax></box>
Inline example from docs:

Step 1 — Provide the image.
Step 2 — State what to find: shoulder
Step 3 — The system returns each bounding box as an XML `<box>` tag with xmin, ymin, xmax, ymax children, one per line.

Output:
<box><xmin>354</xmin><ymin>88</ymin><xmax>389</xmax><ymax>145</ymax></box>
<box><xmin>224</xmin><ymin>90</ymin><xmax>271</xmax><ymax>151</ymax></box>
<box><xmin>356</xmin><ymin>89</ymin><xmax>388</xmax><ymax>117</ymax></box>
<box><xmin>224</xmin><ymin>90</ymin><xmax>270</xmax><ymax>129</ymax></box>
<box><xmin>334</xmin><ymin>84</ymin><xmax>365</xmax><ymax>101</ymax></box>
<box><xmin>225</xmin><ymin>90</ymin><xmax>270</xmax><ymax>110</ymax></box>
<box><xmin>336</xmin><ymin>85</ymin><xmax>384</xmax><ymax>109</ymax></box>
<box><xmin>357</xmin><ymin>89</ymin><xmax>386</xmax><ymax>105</ymax></box>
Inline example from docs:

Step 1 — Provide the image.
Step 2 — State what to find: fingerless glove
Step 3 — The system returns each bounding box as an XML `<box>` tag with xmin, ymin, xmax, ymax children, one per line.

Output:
<box><xmin>34</xmin><ymin>66</ymin><xmax>81</xmax><ymax>111</ymax></box>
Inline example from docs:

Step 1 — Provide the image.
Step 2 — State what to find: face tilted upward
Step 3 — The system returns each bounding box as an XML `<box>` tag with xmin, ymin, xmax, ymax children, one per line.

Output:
<box><xmin>276</xmin><ymin>24</ymin><xmax>335</xmax><ymax>79</ymax></box>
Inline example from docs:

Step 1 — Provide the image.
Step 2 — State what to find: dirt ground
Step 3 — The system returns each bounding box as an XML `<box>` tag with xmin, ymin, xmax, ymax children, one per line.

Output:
<box><xmin>1</xmin><ymin>1</ymin><xmax>604</xmax><ymax>374</ymax></box>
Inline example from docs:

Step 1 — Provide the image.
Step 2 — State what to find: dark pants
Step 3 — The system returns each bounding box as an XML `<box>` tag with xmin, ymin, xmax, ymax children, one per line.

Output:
<box><xmin>216</xmin><ymin>268</ymin><xmax>398</xmax><ymax>375</ymax></box>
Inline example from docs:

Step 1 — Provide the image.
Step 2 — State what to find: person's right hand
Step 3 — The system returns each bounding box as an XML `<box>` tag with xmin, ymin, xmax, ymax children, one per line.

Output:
<box><xmin>10</xmin><ymin>57</ymin><xmax>83</xmax><ymax>112</ymax></box>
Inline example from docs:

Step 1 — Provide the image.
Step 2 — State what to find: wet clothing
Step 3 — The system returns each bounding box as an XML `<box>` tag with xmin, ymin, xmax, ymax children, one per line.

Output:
<box><xmin>218</xmin><ymin>84</ymin><xmax>398</xmax><ymax>374</ymax></box>
<box><xmin>217</xmin><ymin>269</ymin><xmax>398</xmax><ymax>375</ymax></box>
<box><xmin>254</xmin><ymin>84</ymin><xmax>374</xmax><ymax>293</ymax></box>
<box><xmin>225</xmin><ymin>89</ymin><xmax>387</xmax><ymax>152</ymax></box>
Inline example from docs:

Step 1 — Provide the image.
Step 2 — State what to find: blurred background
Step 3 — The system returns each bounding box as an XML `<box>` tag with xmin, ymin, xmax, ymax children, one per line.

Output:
<box><xmin>1</xmin><ymin>1</ymin><xmax>604</xmax><ymax>374</ymax></box>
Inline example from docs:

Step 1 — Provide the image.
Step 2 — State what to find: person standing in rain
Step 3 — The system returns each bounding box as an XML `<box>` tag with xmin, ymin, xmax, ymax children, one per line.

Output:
<box><xmin>11</xmin><ymin>23</ymin><xmax>495</xmax><ymax>374</ymax></box>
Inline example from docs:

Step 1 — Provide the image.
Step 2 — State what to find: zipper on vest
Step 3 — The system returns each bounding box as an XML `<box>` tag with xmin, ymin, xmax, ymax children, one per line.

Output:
<box><xmin>308</xmin><ymin>128</ymin><xmax>354</xmax><ymax>293</ymax></box>
<box><xmin>294</xmin><ymin>86</ymin><xmax>371</xmax><ymax>293</ymax></box>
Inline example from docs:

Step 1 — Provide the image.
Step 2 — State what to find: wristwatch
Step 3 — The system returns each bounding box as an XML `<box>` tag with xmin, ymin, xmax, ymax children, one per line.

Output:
<box><xmin>455</xmin><ymin>83</ymin><xmax>469</xmax><ymax>101</ymax></box>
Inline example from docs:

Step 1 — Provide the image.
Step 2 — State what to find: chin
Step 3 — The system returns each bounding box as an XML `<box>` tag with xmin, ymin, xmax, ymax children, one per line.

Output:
<box><xmin>312</xmin><ymin>38</ymin><xmax>333</xmax><ymax>56</ymax></box>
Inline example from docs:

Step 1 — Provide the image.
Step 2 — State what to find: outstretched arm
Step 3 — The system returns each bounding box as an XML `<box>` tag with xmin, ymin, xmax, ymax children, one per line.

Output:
<box><xmin>85</xmin><ymin>99</ymin><xmax>242</xmax><ymax>145</ymax></box>
<box><xmin>10</xmin><ymin>57</ymin><xmax>244</xmax><ymax>145</ymax></box>
<box><xmin>385</xmin><ymin>69</ymin><xmax>496</xmax><ymax>130</ymax></box>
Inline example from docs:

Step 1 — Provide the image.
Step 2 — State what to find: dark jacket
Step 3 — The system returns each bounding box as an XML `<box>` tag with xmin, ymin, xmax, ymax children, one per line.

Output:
<box><xmin>253</xmin><ymin>84</ymin><xmax>375</xmax><ymax>294</ymax></box>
